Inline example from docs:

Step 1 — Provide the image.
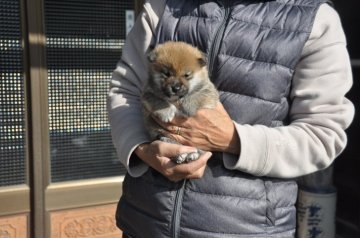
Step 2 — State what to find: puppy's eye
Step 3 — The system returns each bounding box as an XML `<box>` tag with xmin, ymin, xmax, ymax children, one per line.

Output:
<box><xmin>162</xmin><ymin>71</ymin><xmax>171</xmax><ymax>78</ymax></box>
<box><xmin>184</xmin><ymin>72</ymin><xmax>192</xmax><ymax>79</ymax></box>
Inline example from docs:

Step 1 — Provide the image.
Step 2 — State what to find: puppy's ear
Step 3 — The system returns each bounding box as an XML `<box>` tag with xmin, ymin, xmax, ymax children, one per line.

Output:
<box><xmin>147</xmin><ymin>50</ymin><xmax>157</xmax><ymax>63</ymax></box>
<box><xmin>147</xmin><ymin>44</ymin><xmax>157</xmax><ymax>62</ymax></box>
<box><xmin>198</xmin><ymin>53</ymin><xmax>207</xmax><ymax>67</ymax></box>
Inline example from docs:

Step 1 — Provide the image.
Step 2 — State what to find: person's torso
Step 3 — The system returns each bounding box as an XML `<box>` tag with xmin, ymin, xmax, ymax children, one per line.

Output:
<box><xmin>156</xmin><ymin>0</ymin><xmax>329</xmax><ymax>127</ymax></box>
<box><xmin>117</xmin><ymin>0</ymin><xmax>330</xmax><ymax>237</ymax></box>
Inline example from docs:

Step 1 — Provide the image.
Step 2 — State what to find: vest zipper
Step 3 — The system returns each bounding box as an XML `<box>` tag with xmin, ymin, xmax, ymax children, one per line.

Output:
<box><xmin>208</xmin><ymin>0</ymin><xmax>231</xmax><ymax>79</ymax></box>
<box><xmin>172</xmin><ymin>179</ymin><xmax>187</xmax><ymax>238</ymax></box>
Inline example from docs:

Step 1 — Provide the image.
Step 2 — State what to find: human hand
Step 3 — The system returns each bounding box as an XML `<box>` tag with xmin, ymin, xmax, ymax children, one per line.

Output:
<box><xmin>134</xmin><ymin>141</ymin><xmax>212</xmax><ymax>182</ymax></box>
<box><xmin>155</xmin><ymin>103</ymin><xmax>240</xmax><ymax>155</ymax></box>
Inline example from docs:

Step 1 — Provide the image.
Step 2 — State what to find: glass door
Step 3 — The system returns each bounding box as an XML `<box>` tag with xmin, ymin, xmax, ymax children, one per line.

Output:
<box><xmin>1</xmin><ymin>0</ymin><xmax>136</xmax><ymax>237</ymax></box>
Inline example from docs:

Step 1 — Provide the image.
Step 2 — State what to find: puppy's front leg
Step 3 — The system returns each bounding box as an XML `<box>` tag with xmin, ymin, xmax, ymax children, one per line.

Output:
<box><xmin>153</xmin><ymin>104</ymin><xmax>177</xmax><ymax>123</ymax></box>
<box><xmin>142</xmin><ymin>92</ymin><xmax>176</xmax><ymax>122</ymax></box>
<box><xmin>180</xmin><ymin>92</ymin><xmax>218</xmax><ymax>117</ymax></box>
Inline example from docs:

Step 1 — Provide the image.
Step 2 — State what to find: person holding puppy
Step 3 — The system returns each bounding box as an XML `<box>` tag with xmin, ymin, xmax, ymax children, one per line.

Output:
<box><xmin>107</xmin><ymin>0</ymin><xmax>354</xmax><ymax>237</ymax></box>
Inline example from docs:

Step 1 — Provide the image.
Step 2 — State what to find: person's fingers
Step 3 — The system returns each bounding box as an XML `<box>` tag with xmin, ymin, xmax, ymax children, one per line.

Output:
<box><xmin>185</xmin><ymin>162</ymin><xmax>208</xmax><ymax>179</ymax></box>
<box><xmin>151</xmin><ymin>141</ymin><xmax>212</xmax><ymax>181</ymax></box>
<box><xmin>171</xmin><ymin>151</ymin><xmax>212</xmax><ymax>175</ymax></box>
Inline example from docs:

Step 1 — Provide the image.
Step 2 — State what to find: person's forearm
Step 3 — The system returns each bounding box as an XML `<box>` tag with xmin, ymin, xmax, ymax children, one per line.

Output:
<box><xmin>223</xmin><ymin>43</ymin><xmax>354</xmax><ymax>178</ymax></box>
<box><xmin>108</xmin><ymin>2</ymin><xmax>157</xmax><ymax>177</ymax></box>
<box><xmin>223</xmin><ymin>5</ymin><xmax>355</xmax><ymax>178</ymax></box>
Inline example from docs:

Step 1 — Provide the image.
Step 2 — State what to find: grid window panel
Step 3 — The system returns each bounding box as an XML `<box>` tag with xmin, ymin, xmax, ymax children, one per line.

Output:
<box><xmin>44</xmin><ymin>0</ymin><xmax>132</xmax><ymax>182</ymax></box>
<box><xmin>0</xmin><ymin>0</ymin><xmax>26</xmax><ymax>186</ymax></box>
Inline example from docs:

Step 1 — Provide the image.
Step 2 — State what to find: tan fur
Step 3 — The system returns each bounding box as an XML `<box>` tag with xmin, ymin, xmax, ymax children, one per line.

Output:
<box><xmin>151</xmin><ymin>41</ymin><xmax>205</xmax><ymax>74</ymax></box>
<box><xmin>142</xmin><ymin>41</ymin><xmax>220</xmax><ymax>163</ymax></box>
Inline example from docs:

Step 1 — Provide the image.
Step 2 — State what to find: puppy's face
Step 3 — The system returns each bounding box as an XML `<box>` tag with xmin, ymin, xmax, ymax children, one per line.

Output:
<box><xmin>147</xmin><ymin>42</ymin><xmax>208</xmax><ymax>102</ymax></box>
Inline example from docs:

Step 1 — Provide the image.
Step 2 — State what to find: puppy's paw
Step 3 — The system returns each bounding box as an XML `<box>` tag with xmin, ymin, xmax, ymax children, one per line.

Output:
<box><xmin>172</xmin><ymin>153</ymin><xmax>188</xmax><ymax>164</ymax></box>
<box><xmin>154</xmin><ymin>104</ymin><xmax>177</xmax><ymax>123</ymax></box>
<box><xmin>185</xmin><ymin>149</ymin><xmax>205</xmax><ymax>162</ymax></box>
<box><xmin>184</xmin><ymin>152</ymin><xmax>200</xmax><ymax>162</ymax></box>
<box><xmin>172</xmin><ymin>149</ymin><xmax>203</xmax><ymax>164</ymax></box>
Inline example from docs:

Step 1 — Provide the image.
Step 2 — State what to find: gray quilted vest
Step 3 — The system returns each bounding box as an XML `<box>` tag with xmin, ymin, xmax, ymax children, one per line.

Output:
<box><xmin>116</xmin><ymin>0</ymin><xmax>330</xmax><ymax>237</ymax></box>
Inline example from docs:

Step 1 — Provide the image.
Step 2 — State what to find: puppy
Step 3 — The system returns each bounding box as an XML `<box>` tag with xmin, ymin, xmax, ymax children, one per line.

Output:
<box><xmin>141</xmin><ymin>41</ymin><xmax>219</xmax><ymax>163</ymax></box>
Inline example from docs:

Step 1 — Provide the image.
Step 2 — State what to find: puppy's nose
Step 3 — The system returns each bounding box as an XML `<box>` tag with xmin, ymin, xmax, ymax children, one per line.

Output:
<box><xmin>171</xmin><ymin>83</ymin><xmax>181</xmax><ymax>93</ymax></box>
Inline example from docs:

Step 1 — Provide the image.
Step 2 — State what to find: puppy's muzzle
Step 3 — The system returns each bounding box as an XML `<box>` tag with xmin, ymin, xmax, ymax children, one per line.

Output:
<box><xmin>164</xmin><ymin>81</ymin><xmax>187</xmax><ymax>99</ymax></box>
<box><xmin>170</xmin><ymin>82</ymin><xmax>182</xmax><ymax>93</ymax></box>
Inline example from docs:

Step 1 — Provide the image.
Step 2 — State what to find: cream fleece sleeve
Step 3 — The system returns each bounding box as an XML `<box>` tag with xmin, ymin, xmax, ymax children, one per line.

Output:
<box><xmin>223</xmin><ymin>4</ymin><xmax>355</xmax><ymax>178</ymax></box>
<box><xmin>107</xmin><ymin>1</ymin><xmax>165</xmax><ymax>177</ymax></box>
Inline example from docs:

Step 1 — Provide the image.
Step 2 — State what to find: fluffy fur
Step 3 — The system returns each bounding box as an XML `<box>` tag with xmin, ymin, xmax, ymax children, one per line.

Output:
<box><xmin>141</xmin><ymin>41</ymin><xmax>219</xmax><ymax>163</ymax></box>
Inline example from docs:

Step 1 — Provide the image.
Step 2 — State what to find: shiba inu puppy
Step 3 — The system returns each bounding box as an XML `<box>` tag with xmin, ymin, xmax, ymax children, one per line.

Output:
<box><xmin>141</xmin><ymin>41</ymin><xmax>219</xmax><ymax>163</ymax></box>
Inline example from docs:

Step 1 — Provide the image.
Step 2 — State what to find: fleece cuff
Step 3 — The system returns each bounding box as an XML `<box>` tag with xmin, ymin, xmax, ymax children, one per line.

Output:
<box><xmin>223</xmin><ymin>124</ymin><xmax>270</xmax><ymax>176</ymax></box>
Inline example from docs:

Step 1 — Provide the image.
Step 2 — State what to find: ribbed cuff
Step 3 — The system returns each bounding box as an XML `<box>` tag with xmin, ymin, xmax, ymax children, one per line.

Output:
<box><xmin>223</xmin><ymin>124</ymin><xmax>269</xmax><ymax>176</ymax></box>
<box><xmin>126</xmin><ymin>141</ymin><xmax>150</xmax><ymax>177</ymax></box>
